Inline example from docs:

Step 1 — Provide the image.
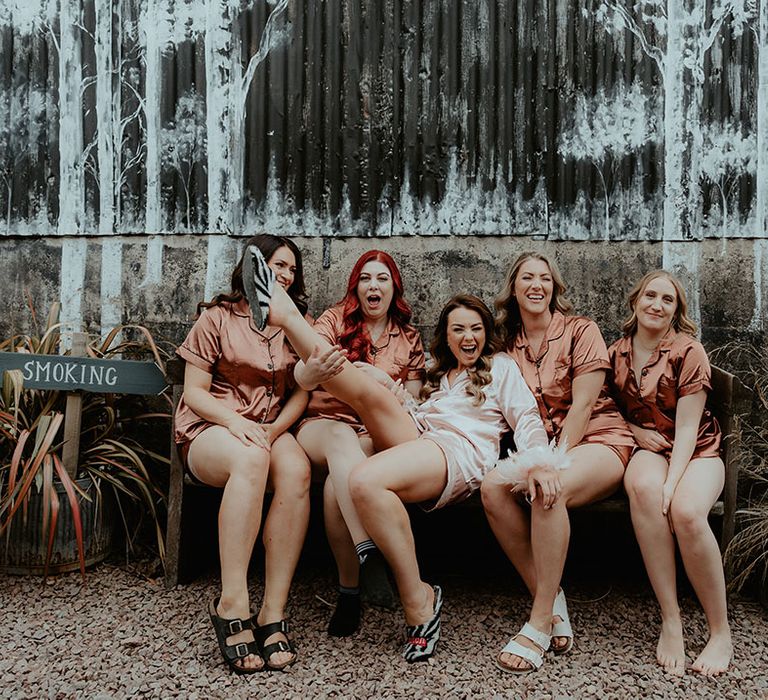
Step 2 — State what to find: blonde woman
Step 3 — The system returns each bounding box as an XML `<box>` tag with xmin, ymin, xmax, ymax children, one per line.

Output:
<box><xmin>482</xmin><ymin>252</ymin><xmax>635</xmax><ymax>673</ymax></box>
<box><xmin>609</xmin><ymin>270</ymin><xmax>731</xmax><ymax>677</ymax></box>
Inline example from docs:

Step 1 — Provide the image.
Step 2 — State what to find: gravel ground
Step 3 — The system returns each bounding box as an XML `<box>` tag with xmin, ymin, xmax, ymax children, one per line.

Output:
<box><xmin>1</xmin><ymin>563</ymin><xmax>766</xmax><ymax>700</ymax></box>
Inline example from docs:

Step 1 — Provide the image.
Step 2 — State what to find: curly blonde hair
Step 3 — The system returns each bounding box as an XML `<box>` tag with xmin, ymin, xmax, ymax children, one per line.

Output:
<box><xmin>621</xmin><ymin>270</ymin><xmax>697</xmax><ymax>337</ymax></box>
<box><xmin>421</xmin><ymin>294</ymin><xmax>501</xmax><ymax>407</ymax></box>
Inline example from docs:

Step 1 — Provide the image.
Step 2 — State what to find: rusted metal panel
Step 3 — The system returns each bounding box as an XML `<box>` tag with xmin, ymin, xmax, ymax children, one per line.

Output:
<box><xmin>0</xmin><ymin>0</ymin><xmax>763</xmax><ymax>242</ymax></box>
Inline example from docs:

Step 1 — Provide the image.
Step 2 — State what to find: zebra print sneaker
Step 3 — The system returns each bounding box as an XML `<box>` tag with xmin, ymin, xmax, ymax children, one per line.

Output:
<box><xmin>242</xmin><ymin>244</ymin><xmax>275</xmax><ymax>331</ymax></box>
<box><xmin>402</xmin><ymin>585</ymin><xmax>443</xmax><ymax>662</ymax></box>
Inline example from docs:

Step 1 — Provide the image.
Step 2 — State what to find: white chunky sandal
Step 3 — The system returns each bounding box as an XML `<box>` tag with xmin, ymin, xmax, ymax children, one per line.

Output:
<box><xmin>551</xmin><ymin>589</ymin><xmax>574</xmax><ymax>655</ymax></box>
<box><xmin>496</xmin><ymin>622</ymin><xmax>551</xmax><ymax>674</ymax></box>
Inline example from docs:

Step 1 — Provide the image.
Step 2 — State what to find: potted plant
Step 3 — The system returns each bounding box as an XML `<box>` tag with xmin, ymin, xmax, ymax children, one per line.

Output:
<box><xmin>0</xmin><ymin>303</ymin><xmax>170</xmax><ymax>577</ymax></box>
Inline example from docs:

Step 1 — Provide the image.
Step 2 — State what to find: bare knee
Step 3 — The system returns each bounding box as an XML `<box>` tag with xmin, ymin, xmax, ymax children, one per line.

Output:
<box><xmin>625</xmin><ymin>472</ymin><xmax>662</xmax><ymax>513</ymax></box>
<box><xmin>669</xmin><ymin>500</ymin><xmax>709</xmax><ymax>539</ymax></box>
<box><xmin>481</xmin><ymin>471</ymin><xmax>513</xmax><ymax>516</ymax></box>
<box><xmin>229</xmin><ymin>452</ymin><xmax>269</xmax><ymax>490</ymax></box>
<box><xmin>271</xmin><ymin>457</ymin><xmax>311</xmax><ymax>499</ymax></box>
<box><xmin>349</xmin><ymin>463</ymin><xmax>381</xmax><ymax>506</ymax></box>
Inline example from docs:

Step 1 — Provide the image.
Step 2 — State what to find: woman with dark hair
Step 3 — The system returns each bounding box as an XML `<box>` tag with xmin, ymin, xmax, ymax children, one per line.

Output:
<box><xmin>482</xmin><ymin>251</ymin><xmax>635</xmax><ymax>673</ymax></box>
<box><xmin>609</xmin><ymin>270</ymin><xmax>731</xmax><ymax>677</ymax></box>
<box><xmin>174</xmin><ymin>234</ymin><xmax>314</xmax><ymax>674</ymax></box>
<box><xmin>294</xmin><ymin>250</ymin><xmax>426</xmax><ymax>636</ymax></box>
<box><xmin>242</xmin><ymin>249</ymin><xmax>563</xmax><ymax>662</ymax></box>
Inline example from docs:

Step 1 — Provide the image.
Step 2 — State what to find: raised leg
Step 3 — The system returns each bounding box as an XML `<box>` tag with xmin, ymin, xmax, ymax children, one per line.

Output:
<box><xmin>267</xmin><ymin>284</ymin><xmax>420</xmax><ymax>450</ymax></box>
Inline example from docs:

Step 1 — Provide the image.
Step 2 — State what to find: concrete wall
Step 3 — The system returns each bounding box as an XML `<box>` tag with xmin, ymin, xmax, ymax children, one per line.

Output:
<box><xmin>1</xmin><ymin>235</ymin><xmax>763</xmax><ymax>359</ymax></box>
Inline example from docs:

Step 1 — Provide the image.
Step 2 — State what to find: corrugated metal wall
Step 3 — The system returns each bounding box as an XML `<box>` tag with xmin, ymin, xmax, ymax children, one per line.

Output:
<box><xmin>0</xmin><ymin>0</ymin><xmax>764</xmax><ymax>239</ymax></box>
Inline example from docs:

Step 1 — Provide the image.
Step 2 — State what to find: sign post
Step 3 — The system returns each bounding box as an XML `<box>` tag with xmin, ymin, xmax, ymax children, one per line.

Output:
<box><xmin>62</xmin><ymin>333</ymin><xmax>86</xmax><ymax>478</ymax></box>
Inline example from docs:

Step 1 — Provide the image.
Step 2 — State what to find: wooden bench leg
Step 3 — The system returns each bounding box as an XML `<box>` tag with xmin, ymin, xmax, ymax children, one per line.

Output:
<box><xmin>720</xmin><ymin>415</ymin><xmax>740</xmax><ymax>553</ymax></box>
<box><xmin>165</xmin><ymin>386</ymin><xmax>185</xmax><ymax>588</ymax></box>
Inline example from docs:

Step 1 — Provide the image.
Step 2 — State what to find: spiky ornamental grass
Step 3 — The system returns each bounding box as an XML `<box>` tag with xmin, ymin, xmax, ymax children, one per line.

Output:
<box><xmin>0</xmin><ymin>302</ymin><xmax>171</xmax><ymax>579</ymax></box>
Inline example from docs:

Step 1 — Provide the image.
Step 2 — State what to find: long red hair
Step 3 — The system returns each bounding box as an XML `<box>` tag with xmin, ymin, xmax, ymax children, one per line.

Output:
<box><xmin>338</xmin><ymin>250</ymin><xmax>413</xmax><ymax>362</ymax></box>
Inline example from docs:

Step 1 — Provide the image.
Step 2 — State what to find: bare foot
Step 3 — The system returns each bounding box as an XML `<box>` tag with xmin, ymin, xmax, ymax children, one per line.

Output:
<box><xmin>656</xmin><ymin>619</ymin><xmax>685</xmax><ymax>676</ymax></box>
<box><xmin>217</xmin><ymin>600</ymin><xmax>263</xmax><ymax>672</ymax></box>
<box><xmin>267</xmin><ymin>283</ymin><xmax>297</xmax><ymax>327</ymax></box>
<box><xmin>402</xmin><ymin>581</ymin><xmax>434</xmax><ymax>627</ymax></box>
<box><xmin>691</xmin><ymin>633</ymin><xmax>732</xmax><ymax>677</ymax></box>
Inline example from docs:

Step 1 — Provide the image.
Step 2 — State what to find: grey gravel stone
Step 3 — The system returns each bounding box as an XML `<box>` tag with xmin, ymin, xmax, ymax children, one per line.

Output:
<box><xmin>1</xmin><ymin>564</ymin><xmax>766</xmax><ymax>699</ymax></box>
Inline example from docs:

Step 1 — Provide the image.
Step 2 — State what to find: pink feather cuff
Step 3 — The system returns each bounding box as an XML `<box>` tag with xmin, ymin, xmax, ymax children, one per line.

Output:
<box><xmin>493</xmin><ymin>440</ymin><xmax>572</xmax><ymax>492</ymax></box>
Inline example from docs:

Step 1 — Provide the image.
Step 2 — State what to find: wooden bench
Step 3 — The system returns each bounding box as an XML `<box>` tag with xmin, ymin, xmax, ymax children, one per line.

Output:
<box><xmin>163</xmin><ymin>359</ymin><xmax>744</xmax><ymax>588</ymax></box>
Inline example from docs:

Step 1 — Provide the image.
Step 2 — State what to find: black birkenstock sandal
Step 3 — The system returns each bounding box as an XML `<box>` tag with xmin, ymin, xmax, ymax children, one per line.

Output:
<box><xmin>255</xmin><ymin>619</ymin><xmax>297</xmax><ymax>671</ymax></box>
<box><xmin>208</xmin><ymin>598</ymin><xmax>264</xmax><ymax>675</ymax></box>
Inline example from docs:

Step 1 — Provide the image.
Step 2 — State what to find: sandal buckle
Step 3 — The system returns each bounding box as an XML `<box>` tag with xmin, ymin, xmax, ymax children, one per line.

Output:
<box><xmin>228</xmin><ymin>619</ymin><xmax>244</xmax><ymax>635</ymax></box>
<box><xmin>234</xmin><ymin>642</ymin><xmax>249</xmax><ymax>659</ymax></box>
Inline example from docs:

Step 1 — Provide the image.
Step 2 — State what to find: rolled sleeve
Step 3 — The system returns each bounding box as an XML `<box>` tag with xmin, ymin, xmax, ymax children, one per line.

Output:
<box><xmin>176</xmin><ymin>308</ymin><xmax>222</xmax><ymax>374</ymax></box>
<box><xmin>571</xmin><ymin>319</ymin><xmax>611</xmax><ymax>378</ymax></box>
<box><xmin>677</xmin><ymin>342</ymin><xmax>712</xmax><ymax>397</ymax></box>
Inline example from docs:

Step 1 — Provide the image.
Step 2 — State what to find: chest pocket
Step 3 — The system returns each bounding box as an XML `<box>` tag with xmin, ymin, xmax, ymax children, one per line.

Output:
<box><xmin>548</xmin><ymin>362</ymin><xmax>572</xmax><ymax>403</ymax></box>
<box><xmin>655</xmin><ymin>374</ymin><xmax>678</xmax><ymax>412</ymax></box>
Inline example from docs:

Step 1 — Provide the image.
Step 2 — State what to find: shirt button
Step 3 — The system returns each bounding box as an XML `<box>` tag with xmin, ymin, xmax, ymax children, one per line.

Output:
<box><xmin>268</xmin><ymin>363</ymin><xmax>273</xmax><ymax>370</ymax></box>
<box><xmin>535</xmin><ymin>387</ymin><xmax>542</xmax><ymax>394</ymax></box>
<box><xmin>641</xmin><ymin>369</ymin><xmax>648</xmax><ymax>376</ymax></box>
<box><xmin>266</xmin><ymin>390</ymin><xmax>272</xmax><ymax>397</ymax></box>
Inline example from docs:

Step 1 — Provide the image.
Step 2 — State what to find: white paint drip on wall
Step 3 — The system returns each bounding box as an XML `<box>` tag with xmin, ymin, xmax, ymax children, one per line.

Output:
<box><xmin>57</xmin><ymin>0</ymin><xmax>85</xmax><ymax>234</ymax></box>
<box><xmin>100</xmin><ymin>238</ymin><xmax>123</xmax><ymax>340</ymax></box>
<box><xmin>204</xmin><ymin>235</ymin><xmax>234</xmax><ymax>302</ymax></box>
<box><xmin>751</xmin><ymin>0</ymin><xmax>768</xmax><ymax>330</ymax></box>
<box><xmin>95</xmin><ymin>0</ymin><xmax>116</xmax><ymax>234</ymax></box>
<box><xmin>59</xmin><ymin>237</ymin><xmax>88</xmax><ymax>350</ymax></box>
<box><xmin>663</xmin><ymin>239</ymin><xmax>701</xmax><ymax>329</ymax></box>
<box><xmin>143</xmin><ymin>0</ymin><xmax>163</xmax><ymax>234</ymax></box>
<box><xmin>142</xmin><ymin>236</ymin><xmax>164</xmax><ymax>287</ymax></box>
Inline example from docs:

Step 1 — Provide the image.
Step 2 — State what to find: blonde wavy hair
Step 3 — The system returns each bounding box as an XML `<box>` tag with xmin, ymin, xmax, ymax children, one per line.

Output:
<box><xmin>421</xmin><ymin>294</ymin><xmax>501</xmax><ymax>407</ymax></box>
<box><xmin>494</xmin><ymin>252</ymin><xmax>573</xmax><ymax>347</ymax></box>
<box><xmin>621</xmin><ymin>269</ymin><xmax>697</xmax><ymax>337</ymax></box>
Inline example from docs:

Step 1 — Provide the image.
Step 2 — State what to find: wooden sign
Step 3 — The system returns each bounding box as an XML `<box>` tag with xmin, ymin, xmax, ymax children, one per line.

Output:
<box><xmin>0</xmin><ymin>352</ymin><xmax>167</xmax><ymax>395</ymax></box>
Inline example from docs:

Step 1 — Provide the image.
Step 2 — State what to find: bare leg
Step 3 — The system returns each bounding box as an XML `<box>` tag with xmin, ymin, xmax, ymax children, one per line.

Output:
<box><xmin>481</xmin><ymin>471</ymin><xmax>536</xmax><ymax>594</ymax></box>
<box><xmin>349</xmin><ymin>440</ymin><xmax>447</xmax><ymax>625</ymax></box>
<box><xmin>670</xmin><ymin>457</ymin><xmax>731</xmax><ymax>676</ymax></box>
<box><xmin>484</xmin><ymin>444</ymin><xmax>624</xmax><ymax>670</ymax></box>
<box><xmin>256</xmin><ymin>432</ymin><xmax>310</xmax><ymax>668</ymax></box>
<box><xmin>268</xmin><ymin>285</ymin><xmax>420</xmax><ymax>450</ymax></box>
<box><xmin>323</xmin><ymin>478</ymin><xmax>360</xmax><ymax>587</ymax></box>
<box><xmin>298</xmin><ymin>420</ymin><xmax>375</xmax><ymax>546</ymax></box>
<box><xmin>188</xmin><ymin>426</ymin><xmax>270</xmax><ymax>672</ymax></box>
<box><xmin>625</xmin><ymin>450</ymin><xmax>685</xmax><ymax>676</ymax></box>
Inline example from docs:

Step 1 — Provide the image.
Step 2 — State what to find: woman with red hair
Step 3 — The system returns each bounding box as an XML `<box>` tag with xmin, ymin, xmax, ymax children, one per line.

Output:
<box><xmin>295</xmin><ymin>250</ymin><xmax>426</xmax><ymax>636</ymax></box>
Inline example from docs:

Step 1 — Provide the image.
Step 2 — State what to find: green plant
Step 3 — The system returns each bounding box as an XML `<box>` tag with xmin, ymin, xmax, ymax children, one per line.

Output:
<box><xmin>0</xmin><ymin>303</ymin><xmax>171</xmax><ymax>577</ymax></box>
<box><xmin>716</xmin><ymin>342</ymin><xmax>768</xmax><ymax>596</ymax></box>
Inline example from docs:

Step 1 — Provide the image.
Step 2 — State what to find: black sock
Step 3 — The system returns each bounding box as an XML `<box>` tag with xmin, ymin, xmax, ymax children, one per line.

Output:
<box><xmin>355</xmin><ymin>539</ymin><xmax>376</xmax><ymax>565</ymax></box>
<box><xmin>328</xmin><ymin>587</ymin><xmax>361</xmax><ymax>637</ymax></box>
